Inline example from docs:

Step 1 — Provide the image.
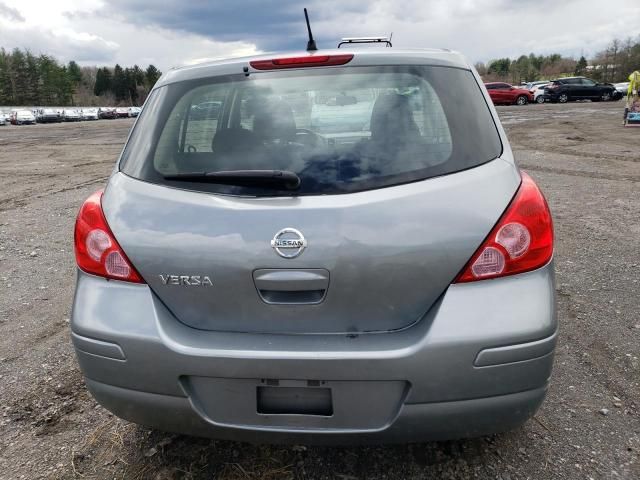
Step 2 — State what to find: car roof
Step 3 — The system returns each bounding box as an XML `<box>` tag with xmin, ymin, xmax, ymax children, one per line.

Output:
<box><xmin>156</xmin><ymin>48</ymin><xmax>470</xmax><ymax>88</ymax></box>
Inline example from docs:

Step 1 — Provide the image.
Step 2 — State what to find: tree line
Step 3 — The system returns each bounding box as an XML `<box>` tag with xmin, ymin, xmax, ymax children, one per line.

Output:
<box><xmin>0</xmin><ymin>47</ymin><xmax>162</xmax><ymax>107</ymax></box>
<box><xmin>477</xmin><ymin>36</ymin><xmax>640</xmax><ymax>84</ymax></box>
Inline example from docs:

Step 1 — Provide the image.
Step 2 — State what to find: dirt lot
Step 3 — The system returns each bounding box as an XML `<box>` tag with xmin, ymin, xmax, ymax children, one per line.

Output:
<box><xmin>0</xmin><ymin>102</ymin><xmax>639</xmax><ymax>479</ymax></box>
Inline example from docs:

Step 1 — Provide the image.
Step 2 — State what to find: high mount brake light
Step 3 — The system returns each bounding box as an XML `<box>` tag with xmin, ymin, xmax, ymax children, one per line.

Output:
<box><xmin>74</xmin><ymin>190</ymin><xmax>144</xmax><ymax>283</ymax></box>
<box><xmin>455</xmin><ymin>172</ymin><xmax>553</xmax><ymax>283</ymax></box>
<box><xmin>250</xmin><ymin>54</ymin><xmax>354</xmax><ymax>70</ymax></box>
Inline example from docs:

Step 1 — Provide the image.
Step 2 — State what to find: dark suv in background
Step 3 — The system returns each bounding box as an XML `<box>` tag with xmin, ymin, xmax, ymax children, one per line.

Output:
<box><xmin>544</xmin><ymin>77</ymin><xmax>620</xmax><ymax>103</ymax></box>
<box><xmin>98</xmin><ymin>107</ymin><xmax>117</xmax><ymax>119</ymax></box>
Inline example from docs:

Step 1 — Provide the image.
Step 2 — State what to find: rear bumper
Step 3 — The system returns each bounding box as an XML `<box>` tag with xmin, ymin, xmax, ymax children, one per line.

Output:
<box><xmin>85</xmin><ymin>378</ymin><xmax>548</xmax><ymax>444</ymax></box>
<box><xmin>71</xmin><ymin>262</ymin><xmax>557</xmax><ymax>443</ymax></box>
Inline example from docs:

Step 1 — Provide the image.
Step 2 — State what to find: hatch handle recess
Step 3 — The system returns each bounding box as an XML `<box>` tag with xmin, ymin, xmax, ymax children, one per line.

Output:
<box><xmin>253</xmin><ymin>269</ymin><xmax>329</xmax><ymax>305</ymax></box>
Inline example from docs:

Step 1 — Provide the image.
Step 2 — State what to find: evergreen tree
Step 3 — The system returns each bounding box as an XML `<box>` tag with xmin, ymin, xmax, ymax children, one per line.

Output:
<box><xmin>145</xmin><ymin>64</ymin><xmax>161</xmax><ymax>89</ymax></box>
<box><xmin>0</xmin><ymin>48</ymin><xmax>165</xmax><ymax>106</ymax></box>
<box><xmin>55</xmin><ymin>66</ymin><xmax>73</xmax><ymax>105</ymax></box>
<box><xmin>513</xmin><ymin>55</ymin><xmax>534</xmax><ymax>83</ymax></box>
<box><xmin>528</xmin><ymin>53</ymin><xmax>544</xmax><ymax>72</ymax></box>
<box><xmin>574</xmin><ymin>56</ymin><xmax>588</xmax><ymax>76</ymax></box>
<box><xmin>0</xmin><ymin>49</ymin><xmax>12</xmax><ymax>104</ymax></box>
<box><xmin>112</xmin><ymin>64</ymin><xmax>127</xmax><ymax>101</ymax></box>
<box><xmin>9</xmin><ymin>48</ymin><xmax>28</xmax><ymax>105</ymax></box>
<box><xmin>126</xmin><ymin>65</ymin><xmax>146</xmax><ymax>104</ymax></box>
<box><xmin>38</xmin><ymin>55</ymin><xmax>58</xmax><ymax>104</ymax></box>
<box><xmin>487</xmin><ymin>58</ymin><xmax>511</xmax><ymax>77</ymax></box>
<box><xmin>67</xmin><ymin>60</ymin><xmax>82</xmax><ymax>86</ymax></box>
<box><xmin>94</xmin><ymin>67</ymin><xmax>112</xmax><ymax>96</ymax></box>
<box><xmin>132</xmin><ymin>65</ymin><xmax>145</xmax><ymax>85</ymax></box>
<box><xmin>24</xmin><ymin>51</ymin><xmax>40</xmax><ymax>104</ymax></box>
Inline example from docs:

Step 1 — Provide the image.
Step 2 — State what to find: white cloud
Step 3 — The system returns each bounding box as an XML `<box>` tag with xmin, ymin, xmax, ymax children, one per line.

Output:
<box><xmin>314</xmin><ymin>0</ymin><xmax>640</xmax><ymax>62</ymax></box>
<box><xmin>0</xmin><ymin>1</ymin><xmax>24</xmax><ymax>22</ymax></box>
<box><xmin>60</xmin><ymin>15</ymin><xmax>260</xmax><ymax>68</ymax></box>
<box><xmin>0</xmin><ymin>0</ymin><xmax>258</xmax><ymax>69</ymax></box>
<box><xmin>0</xmin><ymin>17</ymin><xmax>118</xmax><ymax>62</ymax></box>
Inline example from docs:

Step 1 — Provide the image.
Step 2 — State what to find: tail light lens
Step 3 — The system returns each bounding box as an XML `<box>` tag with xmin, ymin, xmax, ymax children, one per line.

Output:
<box><xmin>74</xmin><ymin>190</ymin><xmax>144</xmax><ymax>283</ymax></box>
<box><xmin>455</xmin><ymin>172</ymin><xmax>553</xmax><ymax>283</ymax></box>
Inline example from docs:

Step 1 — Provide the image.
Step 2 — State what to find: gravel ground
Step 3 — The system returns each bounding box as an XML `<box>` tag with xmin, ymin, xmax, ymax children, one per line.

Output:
<box><xmin>0</xmin><ymin>102</ymin><xmax>638</xmax><ymax>479</ymax></box>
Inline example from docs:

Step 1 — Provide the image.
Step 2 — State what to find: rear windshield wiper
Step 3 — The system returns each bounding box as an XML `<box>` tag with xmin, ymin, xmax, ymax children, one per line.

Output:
<box><xmin>164</xmin><ymin>170</ymin><xmax>301</xmax><ymax>190</ymax></box>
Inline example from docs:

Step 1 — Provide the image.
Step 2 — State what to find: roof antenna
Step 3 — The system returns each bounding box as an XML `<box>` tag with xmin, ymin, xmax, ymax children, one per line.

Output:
<box><xmin>304</xmin><ymin>8</ymin><xmax>317</xmax><ymax>51</ymax></box>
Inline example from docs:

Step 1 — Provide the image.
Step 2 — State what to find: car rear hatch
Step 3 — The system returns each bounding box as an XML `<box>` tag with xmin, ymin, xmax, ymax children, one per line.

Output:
<box><xmin>105</xmin><ymin>161</ymin><xmax>518</xmax><ymax>334</ymax></box>
<box><xmin>107</xmin><ymin>57</ymin><xmax>517</xmax><ymax>334</ymax></box>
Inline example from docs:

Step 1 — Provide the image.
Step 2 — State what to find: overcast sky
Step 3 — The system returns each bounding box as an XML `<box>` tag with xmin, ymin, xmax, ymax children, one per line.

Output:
<box><xmin>0</xmin><ymin>0</ymin><xmax>638</xmax><ymax>70</ymax></box>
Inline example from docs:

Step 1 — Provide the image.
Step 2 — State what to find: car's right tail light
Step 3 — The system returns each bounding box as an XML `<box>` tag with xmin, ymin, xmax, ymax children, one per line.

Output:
<box><xmin>455</xmin><ymin>172</ymin><xmax>553</xmax><ymax>283</ymax></box>
<box><xmin>74</xmin><ymin>190</ymin><xmax>144</xmax><ymax>283</ymax></box>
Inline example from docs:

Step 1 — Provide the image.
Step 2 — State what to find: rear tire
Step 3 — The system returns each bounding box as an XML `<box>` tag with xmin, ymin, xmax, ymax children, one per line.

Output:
<box><xmin>516</xmin><ymin>95</ymin><xmax>528</xmax><ymax>106</ymax></box>
<box><xmin>536</xmin><ymin>95</ymin><xmax>545</xmax><ymax>104</ymax></box>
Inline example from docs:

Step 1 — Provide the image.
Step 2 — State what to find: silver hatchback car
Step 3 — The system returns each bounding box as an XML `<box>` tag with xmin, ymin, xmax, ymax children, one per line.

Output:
<box><xmin>71</xmin><ymin>48</ymin><xmax>556</xmax><ymax>443</ymax></box>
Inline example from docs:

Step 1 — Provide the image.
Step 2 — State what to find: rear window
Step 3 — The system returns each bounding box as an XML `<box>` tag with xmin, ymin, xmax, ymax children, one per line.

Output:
<box><xmin>120</xmin><ymin>65</ymin><xmax>502</xmax><ymax>196</ymax></box>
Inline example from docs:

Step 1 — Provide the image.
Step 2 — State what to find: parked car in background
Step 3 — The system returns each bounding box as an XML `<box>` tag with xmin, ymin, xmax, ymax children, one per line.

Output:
<box><xmin>484</xmin><ymin>82</ymin><xmax>533</xmax><ymax>105</ymax></box>
<box><xmin>115</xmin><ymin>107</ymin><xmax>130</xmax><ymax>118</ymax></box>
<box><xmin>310</xmin><ymin>94</ymin><xmax>375</xmax><ymax>136</ymax></box>
<box><xmin>12</xmin><ymin>110</ymin><xmax>36</xmax><ymax>125</ymax></box>
<box><xmin>614</xmin><ymin>82</ymin><xmax>630</xmax><ymax>97</ymax></box>
<box><xmin>71</xmin><ymin>48</ymin><xmax>556</xmax><ymax>443</ymax></box>
<box><xmin>128</xmin><ymin>106</ymin><xmax>142</xmax><ymax>118</ymax></box>
<box><xmin>37</xmin><ymin>108</ymin><xmax>61</xmax><ymax>123</ymax></box>
<box><xmin>81</xmin><ymin>108</ymin><xmax>99</xmax><ymax>120</ymax></box>
<box><xmin>530</xmin><ymin>83</ymin><xmax>549</xmax><ymax>104</ymax></box>
<box><xmin>544</xmin><ymin>77</ymin><xmax>619</xmax><ymax>103</ymax></box>
<box><xmin>525</xmin><ymin>80</ymin><xmax>549</xmax><ymax>91</ymax></box>
<box><xmin>98</xmin><ymin>107</ymin><xmax>117</xmax><ymax>119</ymax></box>
<box><xmin>0</xmin><ymin>113</ymin><xmax>6</xmax><ymax>126</ymax></box>
<box><xmin>62</xmin><ymin>109</ymin><xmax>81</xmax><ymax>122</ymax></box>
<box><xmin>189</xmin><ymin>101</ymin><xmax>221</xmax><ymax>120</ymax></box>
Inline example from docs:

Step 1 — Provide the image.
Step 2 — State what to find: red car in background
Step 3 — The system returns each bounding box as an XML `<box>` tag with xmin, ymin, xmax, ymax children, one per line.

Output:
<box><xmin>484</xmin><ymin>82</ymin><xmax>533</xmax><ymax>105</ymax></box>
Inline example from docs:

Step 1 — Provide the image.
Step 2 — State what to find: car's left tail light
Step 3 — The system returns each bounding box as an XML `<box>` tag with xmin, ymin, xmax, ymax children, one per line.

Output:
<box><xmin>74</xmin><ymin>190</ymin><xmax>144</xmax><ymax>283</ymax></box>
<box><xmin>455</xmin><ymin>172</ymin><xmax>553</xmax><ymax>283</ymax></box>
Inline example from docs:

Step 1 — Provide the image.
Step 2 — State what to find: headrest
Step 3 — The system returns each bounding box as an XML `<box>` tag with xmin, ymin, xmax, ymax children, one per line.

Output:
<box><xmin>253</xmin><ymin>99</ymin><xmax>296</xmax><ymax>143</ymax></box>
<box><xmin>370</xmin><ymin>93</ymin><xmax>420</xmax><ymax>140</ymax></box>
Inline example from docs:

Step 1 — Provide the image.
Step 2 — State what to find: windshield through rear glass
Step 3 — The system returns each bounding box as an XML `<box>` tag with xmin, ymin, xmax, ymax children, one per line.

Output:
<box><xmin>120</xmin><ymin>65</ymin><xmax>502</xmax><ymax>196</ymax></box>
